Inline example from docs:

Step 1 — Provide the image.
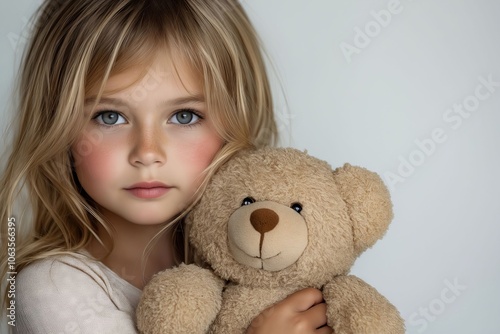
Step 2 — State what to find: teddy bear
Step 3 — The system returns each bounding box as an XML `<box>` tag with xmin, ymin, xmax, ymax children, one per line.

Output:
<box><xmin>136</xmin><ymin>147</ymin><xmax>405</xmax><ymax>334</ymax></box>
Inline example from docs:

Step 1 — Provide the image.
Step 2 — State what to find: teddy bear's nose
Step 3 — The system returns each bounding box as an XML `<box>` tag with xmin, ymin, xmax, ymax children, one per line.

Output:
<box><xmin>250</xmin><ymin>208</ymin><xmax>279</xmax><ymax>234</ymax></box>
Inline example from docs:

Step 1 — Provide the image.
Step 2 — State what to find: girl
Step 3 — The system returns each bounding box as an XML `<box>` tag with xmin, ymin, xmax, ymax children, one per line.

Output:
<box><xmin>0</xmin><ymin>0</ymin><xmax>332</xmax><ymax>333</ymax></box>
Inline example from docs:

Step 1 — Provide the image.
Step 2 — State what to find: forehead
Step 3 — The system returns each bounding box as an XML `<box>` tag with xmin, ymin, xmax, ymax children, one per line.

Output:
<box><xmin>87</xmin><ymin>48</ymin><xmax>202</xmax><ymax>99</ymax></box>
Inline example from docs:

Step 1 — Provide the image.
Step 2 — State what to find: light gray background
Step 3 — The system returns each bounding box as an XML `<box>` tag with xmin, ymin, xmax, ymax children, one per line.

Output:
<box><xmin>1</xmin><ymin>1</ymin><xmax>499</xmax><ymax>333</ymax></box>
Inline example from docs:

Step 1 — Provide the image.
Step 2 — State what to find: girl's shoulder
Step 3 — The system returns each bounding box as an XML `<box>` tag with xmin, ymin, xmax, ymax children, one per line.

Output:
<box><xmin>15</xmin><ymin>251</ymin><xmax>141</xmax><ymax>333</ymax></box>
<box><xmin>17</xmin><ymin>250</ymin><xmax>141</xmax><ymax>303</ymax></box>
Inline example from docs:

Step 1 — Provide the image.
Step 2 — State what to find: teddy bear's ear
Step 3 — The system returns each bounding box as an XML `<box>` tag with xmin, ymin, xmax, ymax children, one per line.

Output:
<box><xmin>332</xmin><ymin>163</ymin><xmax>393</xmax><ymax>255</ymax></box>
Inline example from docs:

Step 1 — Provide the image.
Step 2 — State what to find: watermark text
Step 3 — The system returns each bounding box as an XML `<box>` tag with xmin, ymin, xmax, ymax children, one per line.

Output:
<box><xmin>6</xmin><ymin>217</ymin><xmax>17</xmax><ymax>327</ymax></box>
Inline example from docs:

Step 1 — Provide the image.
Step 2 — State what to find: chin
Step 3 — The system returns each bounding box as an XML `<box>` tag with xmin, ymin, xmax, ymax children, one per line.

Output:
<box><xmin>134</xmin><ymin>218</ymin><xmax>174</xmax><ymax>226</ymax></box>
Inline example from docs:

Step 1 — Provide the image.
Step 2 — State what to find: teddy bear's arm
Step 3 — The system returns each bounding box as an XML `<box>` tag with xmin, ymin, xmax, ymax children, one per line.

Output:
<box><xmin>323</xmin><ymin>275</ymin><xmax>405</xmax><ymax>334</ymax></box>
<box><xmin>136</xmin><ymin>263</ymin><xmax>224</xmax><ymax>334</ymax></box>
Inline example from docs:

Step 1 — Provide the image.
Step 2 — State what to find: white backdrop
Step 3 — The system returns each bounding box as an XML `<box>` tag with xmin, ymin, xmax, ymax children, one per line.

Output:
<box><xmin>1</xmin><ymin>1</ymin><xmax>499</xmax><ymax>333</ymax></box>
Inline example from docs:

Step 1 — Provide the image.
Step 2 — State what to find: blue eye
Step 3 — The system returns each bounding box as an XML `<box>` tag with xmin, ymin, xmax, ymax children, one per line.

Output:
<box><xmin>94</xmin><ymin>111</ymin><xmax>126</xmax><ymax>125</ymax></box>
<box><xmin>170</xmin><ymin>109</ymin><xmax>201</xmax><ymax>125</ymax></box>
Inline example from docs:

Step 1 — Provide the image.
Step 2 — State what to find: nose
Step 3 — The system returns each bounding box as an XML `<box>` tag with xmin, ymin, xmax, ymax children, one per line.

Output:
<box><xmin>129</xmin><ymin>126</ymin><xmax>166</xmax><ymax>166</ymax></box>
<box><xmin>250</xmin><ymin>208</ymin><xmax>279</xmax><ymax>234</ymax></box>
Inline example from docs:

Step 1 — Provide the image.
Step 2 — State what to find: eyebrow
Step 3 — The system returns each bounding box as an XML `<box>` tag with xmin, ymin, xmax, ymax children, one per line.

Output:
<box><xmin>166</xmin><ymin>95</ymin><xmax>205</xmax><ymax>106</ymax></box>
<box><xmin>84</xmin><ymin>95</ymin><xmax>206</xmax><ymax>108</ymax></box>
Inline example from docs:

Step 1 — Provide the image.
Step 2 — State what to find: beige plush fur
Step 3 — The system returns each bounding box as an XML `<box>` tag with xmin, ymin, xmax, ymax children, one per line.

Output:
<box><xmin>137</xmin><ymin>147</ymin><xmax>405</xmax><ymax>334</ymax></box>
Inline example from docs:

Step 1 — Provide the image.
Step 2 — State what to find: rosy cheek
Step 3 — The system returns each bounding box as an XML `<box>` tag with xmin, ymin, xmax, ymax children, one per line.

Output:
<box><xmin>184</xmin><ymin>135</ymin><xmax>222</xmax><ymax>168</ymax></box>
<box><xmin>72</xmin><ymin>136</ymin><xmax>122</xmax><ymax>186</ymax></box>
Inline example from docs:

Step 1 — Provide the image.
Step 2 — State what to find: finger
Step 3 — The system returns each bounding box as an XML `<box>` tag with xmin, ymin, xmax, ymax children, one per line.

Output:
<box><xmin>303</xmin><ymin>302</ymin><xmax>328</xmax><ymax>329</ymax></box>
<box><xmin>316</xmin><ymin>325</ymin><xmax>333</xmax><ymax>334</ymax></box>
<box><xmin>285</xmin><ymin>288</ymin><xmax>324</xmax><ymax>312</ymax></box>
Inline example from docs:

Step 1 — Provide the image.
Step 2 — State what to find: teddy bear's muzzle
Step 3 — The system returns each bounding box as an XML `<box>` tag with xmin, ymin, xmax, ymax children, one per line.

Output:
<box><xmin>227</xmin><ymin>201</ymin><xmax>308</xmax><ymax>272</ymax></box>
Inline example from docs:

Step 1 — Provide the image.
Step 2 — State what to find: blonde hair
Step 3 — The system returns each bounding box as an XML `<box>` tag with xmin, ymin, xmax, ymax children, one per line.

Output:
<box><xmin>1</xmin><ymin>0</ymin><xmax>277</xmax><ymax>304</ymax></box>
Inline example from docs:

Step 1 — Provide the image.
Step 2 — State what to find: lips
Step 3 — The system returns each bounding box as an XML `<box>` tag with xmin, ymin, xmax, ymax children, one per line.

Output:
<box><xmin>124</xmin><ymin>182</ymin><xmax>171</xmax><ymax>199</ymax></box>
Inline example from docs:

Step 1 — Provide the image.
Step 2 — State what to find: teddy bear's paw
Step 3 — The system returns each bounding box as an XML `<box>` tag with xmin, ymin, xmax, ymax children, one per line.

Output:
<box><xmin>136</xmin><ymin>264</ymin><xmax>224</xmax><ymax>334</ymax></box>
<box><xmin>324</xmin><ymin>275</ymin><xmax>405</xmax><ymax>334</ymax></box>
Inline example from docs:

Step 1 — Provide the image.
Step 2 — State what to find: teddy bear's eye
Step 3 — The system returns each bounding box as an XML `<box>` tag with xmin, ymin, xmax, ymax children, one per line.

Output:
<box><xmin>241</xmin><ymin>197</ymin><xmax>256</xmax><ymax>206</ymax></box>
<box><xmin>291</xmin><ymin>202</ymin><xmax>303</xmax><ymax>214</ymax></box>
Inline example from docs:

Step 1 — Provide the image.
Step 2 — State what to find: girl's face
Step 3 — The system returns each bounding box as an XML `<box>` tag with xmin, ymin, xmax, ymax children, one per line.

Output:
<box><xmin>72</xmin><ymin>55</ymin><xmax>223</xmax><ymax>226</ymax></box>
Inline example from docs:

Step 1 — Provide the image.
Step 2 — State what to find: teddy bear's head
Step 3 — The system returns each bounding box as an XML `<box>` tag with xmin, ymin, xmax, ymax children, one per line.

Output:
<box><xmin>186</xmin><ymin>147</ymin><xmax>393</xmax><ymax>288</ymax></box>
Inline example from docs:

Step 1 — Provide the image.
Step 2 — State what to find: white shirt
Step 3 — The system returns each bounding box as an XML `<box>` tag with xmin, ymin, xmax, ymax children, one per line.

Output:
<box><xmin>14</xmin><ymin>252</ymin><xmax>141</xmax><ymax>334</ymax></box>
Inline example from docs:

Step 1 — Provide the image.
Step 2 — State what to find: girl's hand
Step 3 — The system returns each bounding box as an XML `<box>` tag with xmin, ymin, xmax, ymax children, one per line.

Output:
<box><xmin>246</xmin><ymin>288</ymin><xmax>333</xmax><ymax>334</ymax></box>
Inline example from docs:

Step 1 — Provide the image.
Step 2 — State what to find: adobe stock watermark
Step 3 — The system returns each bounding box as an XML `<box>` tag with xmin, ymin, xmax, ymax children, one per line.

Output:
<box><xmin>407</xmin><ymin>278</ymin><xmax>466</xmax><ymax>333</ymax></box>
<box><xmin>127</xmin><ymin>68</ymin><xmax>168</xmax><ymax>103</ymax></box>
<box><xmin>7</xmin><ymin>16</ymin><xmax>33</xmax><ymax>51</ymax></box>
<box><xmin>7</xmin><ymin>0</ymin><xmax>66</xmax><ymax>51</ymax></box>
<box><xmin>58</xmin><ymin>289</ymin><xmax>115</xmax><ymax>334</ymax></box>
<box><xmin>384</xmin><ymin>74</ymin><xmax>499</xmax><ymax>191</ymax></box>
<box><xmin>6</xmin><ymin>217</ymin><xmax>17</xmax><ymax>327</ymax></box>
<box><xmin>339</xmin><ymin>0</ymin><xmax>420</xmax><ymax>64</ymax></box>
